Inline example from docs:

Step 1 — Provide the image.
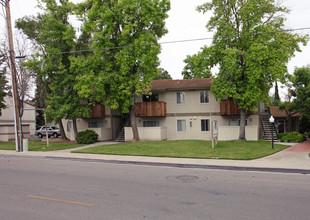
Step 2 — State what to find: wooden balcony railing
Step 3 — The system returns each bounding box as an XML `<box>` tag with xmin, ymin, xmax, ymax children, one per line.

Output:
<box><xmin>220</xmin><ymin>100</ymin><xmax>252</xmax><ymax>116</ymax></box>
<box><xmin>135</xmin><ymin>102</ymin><xmax>167</xmax><ymax>117</ymax></box>
<box><xmin>89</xmin><ymin>104</ymin><xmax>105</xmax><ymax>118</ymax></box>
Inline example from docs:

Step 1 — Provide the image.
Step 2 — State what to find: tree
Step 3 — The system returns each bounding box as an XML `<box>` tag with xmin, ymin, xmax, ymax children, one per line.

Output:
<box><xmin>278</xmin><ymin>90</ymin><xmax>297</xmax><ymax>133</ymax></box>
<box><xmin>292</xmin><ymin>66</ymin><xmax>310</xmax><ymax>119</ymax></box>
<box><xmin>192</xmin><ymin>0</ymin><xmax>307</xmax><ymax>140</ymax></box>
<box><xmin>154</xmin><ymin>67</ymin><xmax>172</xmax><ymax>80</ymax></box>
<box><xmin>0</xmin><ymin>41</ymin><xmax>8</xmax><ymax>115</ymax></box>
<box><xmin>72</xmin><ymin>0</ymin><xmax>170</xmax><ymax>141</ymax></box>
<box><xmin>182</xmin><ymin>50</ymin><xmax>213</xmax><ymax>79</ymax></box>
<box><xmin>16</xmin><ymin>0</ymin><xmax>89</xmax><ymax>140</ymax></box>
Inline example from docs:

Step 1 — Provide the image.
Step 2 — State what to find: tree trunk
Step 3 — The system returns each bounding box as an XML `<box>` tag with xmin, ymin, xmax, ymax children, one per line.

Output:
<box><xmin>287</xmin><ymin>115</ymin><xmax>292</xmax><ymax>132</ymax></box>
<box><xmin>130</xmin><ymin>97</ymin><xmax>140</xmax><ymax>142</ymax></box>
<box><xmin>239</xmin><ymin>109</ymin><xmax>246</xmax><ymax>140</ymax></box>
<box><xmin>58</xmin><ymin>119</ymin><xmax>68</xmax><ymax>140</ymax></box>
<box><xmin>72</xmin><ymin>118</ymin><xmax>78</xmax><ymax>141</ymax></box>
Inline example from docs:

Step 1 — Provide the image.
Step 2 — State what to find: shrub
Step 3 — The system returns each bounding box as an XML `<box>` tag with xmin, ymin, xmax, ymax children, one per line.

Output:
<box><xmin>279</xmin><ymin>132</ymin><xmax>307</xmax><ymax>143</ymax></box>
<box><xmin>77</xmin><ymin>129</ymin><xmax>98</xmax><ymax>144</ymax></box>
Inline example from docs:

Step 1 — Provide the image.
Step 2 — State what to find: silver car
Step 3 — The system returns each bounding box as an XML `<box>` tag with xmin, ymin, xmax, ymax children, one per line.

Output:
<box><xmin>35</xmin><ymin>126</ymin><xmax>61</xmax><ymax>138</ymax></box>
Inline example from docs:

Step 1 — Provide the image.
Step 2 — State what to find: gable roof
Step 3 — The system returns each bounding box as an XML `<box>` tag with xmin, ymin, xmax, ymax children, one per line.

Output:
<box><xmin>270</xmin><ymin>106</ymin><xmax>301</xmax><ymax>118</ymax></box>
<box><xmin>151</xmin><ymin>78</ymin><xmax>213</xmax><ymax>92</ymax></box>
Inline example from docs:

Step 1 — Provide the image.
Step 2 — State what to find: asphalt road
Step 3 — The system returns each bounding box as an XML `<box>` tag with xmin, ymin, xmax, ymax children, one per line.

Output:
<box><xmin>1</xmin><ymin>155</ymin><xmax>310</xmax><ymax>220</ymax></box>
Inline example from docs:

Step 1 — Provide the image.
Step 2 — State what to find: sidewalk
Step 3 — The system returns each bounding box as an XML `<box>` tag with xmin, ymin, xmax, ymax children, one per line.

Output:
<box><xmin>1</xmin><ymin>140</ymin><xmax>310</xmax><ymax>174</ymax></box>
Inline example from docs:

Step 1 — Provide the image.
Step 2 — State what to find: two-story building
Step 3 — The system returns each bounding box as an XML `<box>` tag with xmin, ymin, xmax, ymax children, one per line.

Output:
<box><xmin>63</xmin><ymin>78</ymin><xmax>273</xmax><ymax>142</ymax></box>
<box><xmin>125</xmin><ymin>78</ymin><xmax>262</xmax><ymax>141</ymax></box>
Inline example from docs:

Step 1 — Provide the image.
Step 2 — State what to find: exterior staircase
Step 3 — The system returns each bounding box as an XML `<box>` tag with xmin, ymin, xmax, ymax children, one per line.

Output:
<box><xmin>260</xmin><ymin>115</ymin><xmax>278</xmax><ymax>141</ymax></box>
<box><xmin>115</xmin><ymin>118</ymin><xmax>131</xmax><ymax>142</ymax></box>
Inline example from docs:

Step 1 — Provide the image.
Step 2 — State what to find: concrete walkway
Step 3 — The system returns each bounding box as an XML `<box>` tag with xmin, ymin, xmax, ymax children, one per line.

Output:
<box><xmin>1</xmin><ymin>140</ymin><xmax>310</xmax><ymax>174</ymax></box>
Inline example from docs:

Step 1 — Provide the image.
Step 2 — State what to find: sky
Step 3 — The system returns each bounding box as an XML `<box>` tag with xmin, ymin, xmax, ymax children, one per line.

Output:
<box><xmin>3</xmin><ymin>0</ymin><xmax>310</xmax><ymax>94</ymax></box>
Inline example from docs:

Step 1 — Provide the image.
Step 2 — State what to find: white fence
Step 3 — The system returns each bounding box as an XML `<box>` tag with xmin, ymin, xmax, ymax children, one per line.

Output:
<box><xmin>125</xmin><ymin>127</ymin><xmax>167</xmax><ymax>141</ymax></box>
<box><xmin>218</xmin><ymin>126</ymin><xmax>258</xmax><ymax>141</ymax></box>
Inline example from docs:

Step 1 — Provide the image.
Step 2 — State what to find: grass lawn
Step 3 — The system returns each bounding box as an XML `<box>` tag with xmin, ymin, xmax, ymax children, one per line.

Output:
<box><xmin>0</xmin><ymin>140</ymin><xmax>85</xmax><ymax>151</ymax></box>
<box><xmin>72</xmin><ymin>140</ymin><xmax>289</xmax><ymax>160</ymax></box>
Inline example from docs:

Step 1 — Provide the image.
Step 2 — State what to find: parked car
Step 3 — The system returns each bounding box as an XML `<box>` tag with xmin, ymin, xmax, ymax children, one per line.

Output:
<box><xmin>35</xmin><ymin>126</ymin><xmax>61</xmax><ymax>138</ymax></box>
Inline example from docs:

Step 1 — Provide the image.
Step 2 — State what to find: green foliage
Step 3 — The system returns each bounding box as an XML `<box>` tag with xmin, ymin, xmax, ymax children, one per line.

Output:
<box><xmin>154</xmin><ymin>68</ymin><xmax>172</xmax><ymax>80</ymax></box>
<box><xmin>72</xmin><ymin>0</ymin><xmax>170</xmax><ymax>114</ymax></box>
<box><xmin>16</xmin><ymin>0</ymin><xmax>90</xmax><ymax>126</ymax></box>
<box><xmin>292</xmin><ymin>65</ymin><xmax>310</xmax><ymax>119</ymax></box>
<box><xmin>278</xmin><ymin>132</ymin><xmax>306</xmax><ymax>143</ymax></box>
<box><xmin>299</xmin><ymin>116</ymin><xmax>310</xmax><ymax>134</ymax></box>
<box><xmin>182</xmin><ymin>49</ymin><xmax>213</xmax><ymax>79</ymax></box>
<box><xmin>188</xmin><ymin>0</ymin><xmax>308</xmax><ymax>112</ymax></box>
<box><xmin>77</xmin><ymin>129</ymin><xmax>98</xmax><ymax>144</ymax></box>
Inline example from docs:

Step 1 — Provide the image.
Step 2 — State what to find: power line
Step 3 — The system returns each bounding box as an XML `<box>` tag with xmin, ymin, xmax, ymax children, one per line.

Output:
<box><xmin>45</xmin><ymin>26</ymin><xmax>310</xmax><ymax>56</ymax></box>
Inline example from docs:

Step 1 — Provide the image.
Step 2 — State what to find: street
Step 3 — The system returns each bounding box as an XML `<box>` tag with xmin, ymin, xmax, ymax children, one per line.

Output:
<box><xmin>0</xmin><ymin>155</ymin><xmax>309</xmax><ymax>220</ymax></box>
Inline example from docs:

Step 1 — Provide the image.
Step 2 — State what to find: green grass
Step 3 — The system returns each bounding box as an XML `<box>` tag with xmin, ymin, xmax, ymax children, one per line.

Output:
<box><xmin>72</xmin><ymin>140</ymin><xmax>289</xmax><ymax>160</ymax></box>
<box><xmin>0</xmin><ymin>140</ymin><xmax>85</xmax><ymax>151</ymax></box>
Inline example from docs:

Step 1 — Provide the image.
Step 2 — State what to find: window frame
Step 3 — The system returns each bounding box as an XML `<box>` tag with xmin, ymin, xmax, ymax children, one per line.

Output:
<box><xmin>177</xmin><ymin>119</ymin><xmax>186</xmax><ymax>132</ymax></box>
<box><xmin>201</xmin><ymin>119</ymin><xmax>210</xmax><ymax>131</ymax></box>
<box><xmin>176</xmin><ymin>92</ymin><xmax>185</xmax><ymax>104</ymax></box>
<box><xmin>200</xmin><ymin>91</ymin><xmax>209</xmax><ymax>104</ymax></box>
<box><xmin>143</xmin><ymin>121</ymin><xmax>160</xmax><ymax>127</ymax></box>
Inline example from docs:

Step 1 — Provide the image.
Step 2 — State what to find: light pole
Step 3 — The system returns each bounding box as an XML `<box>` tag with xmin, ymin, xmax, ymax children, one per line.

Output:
<box><xmin>269</xmin><ymin>116</ymin><xmax>275</xmax><ymax>149</ymax></box>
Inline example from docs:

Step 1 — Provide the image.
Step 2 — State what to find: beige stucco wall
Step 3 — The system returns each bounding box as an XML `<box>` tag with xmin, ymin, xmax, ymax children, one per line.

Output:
<box><xmin>0</xmin><ymin>124</ymin><xmax>30</xmax><ymax>141</ymax></box>
<box><xmin>0</xmin><ymin>96</ymin><xmax>36</xmax><ymax>136</ymax></box>
<box><xmin>125</xmin><ymin>126</ymin><xmax>167</xmax><ymax>141</ymax></box>
<box><xmin>218</xmin><ymin>126</ymin><xmax>259</xmax><ymax>141</ymax></box>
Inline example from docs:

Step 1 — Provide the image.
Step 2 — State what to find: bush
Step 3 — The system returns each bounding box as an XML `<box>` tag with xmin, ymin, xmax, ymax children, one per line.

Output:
<box><xmin>77</xmin><ymin>129</ymin><xmax>98</xmax><ymax>144</ymax></box>
<box><xmin>278</xmin><ymin>132</ymin><xmax>307</xmax><ymax>143</ymax></box>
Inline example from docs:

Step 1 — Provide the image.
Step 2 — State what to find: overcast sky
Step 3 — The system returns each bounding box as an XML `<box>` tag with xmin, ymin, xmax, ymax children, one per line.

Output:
<box><xmin>4</xmin><ymin>0</ymin><xmax>310</xmax><ymax>83</ymax></box>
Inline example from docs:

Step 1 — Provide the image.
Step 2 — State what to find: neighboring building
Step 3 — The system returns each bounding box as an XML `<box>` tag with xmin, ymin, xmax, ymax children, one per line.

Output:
<box><xmin>125</xmin><ymin>79</ymin><xmax>264</xmax><ymax>141</ymax></box>
<box><xmin>0</xmin><ymin>95</ymin><xmax>36</xmax><ymax>141</ymax></box>
<box><xmin>270</xmin><ymin>106</ymin><xmax>300</xmax><ymax>133</ymax></box>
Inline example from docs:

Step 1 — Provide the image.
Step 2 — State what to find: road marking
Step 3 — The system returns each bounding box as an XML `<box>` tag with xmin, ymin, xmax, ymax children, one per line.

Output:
<box><xmin>27</xmin><ymin>195</ymin><xmax>96</xmax><ymax>207</ymax></box>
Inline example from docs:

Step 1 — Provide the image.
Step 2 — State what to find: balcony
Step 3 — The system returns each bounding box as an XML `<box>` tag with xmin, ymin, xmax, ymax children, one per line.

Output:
<box><xmin>135</xmin><ymin>102</ymin><xmax>167</xmax><ymax>117</ymax></box>
<box><xmin>89</xmin><ymin>104</ymin><xmax>105</xmax><ymax>118</ymax></box>
<box><xmin>220</xmin><ymin>100</ymin><xmax>252</xmax><ymax>116</ymax></box>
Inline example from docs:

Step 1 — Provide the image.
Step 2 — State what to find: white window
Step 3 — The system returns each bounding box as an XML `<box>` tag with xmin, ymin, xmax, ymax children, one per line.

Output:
<box><xmin>177</xmin><ymin>120</ymin><xmax>186</xmax><ymax>132</ymax></box>
<box><xmin>176</xmin><ymin>92</ymin><xmax>185</xmax><ymax>104</ymax></box>
<box><xmin>229</xmin><ymin>119</ymin><xmax>248</xmax><ymax>126</ymax></box>
<box><xmin>200</xmin><ymin>91</ymin><xmax>209</xmax><ymax>103</ymax></box>
<box><xmin>201</xmin><ymin>119</ymin><xmax>210</xmax><ymax>131</ymax></box>
<box><xmin>67</xmin><ymin>121</ymin><xmax>72</xmax><ymax>132</ymax></box>
<box><xmin>143</xmin><ymin>121</ymin><xmax>160</xmax><ymax>127</ymax></box>
<box><xmin>88</xmin><ymin>121</ymin><xmax>103</xmax><ymax>128</ymax></box>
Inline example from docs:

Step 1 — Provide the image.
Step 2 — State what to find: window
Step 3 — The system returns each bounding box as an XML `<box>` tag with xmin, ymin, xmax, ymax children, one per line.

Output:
<box><xmin>200</xmin><ymin>91</ymin><xmax>209</xmax><ymax>103</ymax></box>
<box><xmin>67</xmin><ymin>121</ymin><xmax>72</xmax><ymax>132</ymax></box>
<box><xmin>143</xmin><ymin>121</ymin><xmax>160</xmax><ymax>127</ymax></box>
<box><xmin>177</xmin><ymin>120</ymin><xmax>186</xmax><ymax>131</ymax></box>
<box><xmin>143</xmin><ymin>94</ymin><xmax>159</xmax><ymax>102</ymax></box>
<box><xmin>88</xmin><ymin>121</ymin><xmax>103</xmax><ymax>128</ymax></box>
<box><xmin>201</xmin><ymin>119</ymin><xmax>210</xmax><ymax>131</ymax></box>
<box><xmin>176</xmin><ymin>92</ymin><xmax>185</xmax><ymax>104</ymax></box>
<box><xmin>229</xmin><ymin>119</ymin><xmax>248</xmax><ymax>126</ymax></box>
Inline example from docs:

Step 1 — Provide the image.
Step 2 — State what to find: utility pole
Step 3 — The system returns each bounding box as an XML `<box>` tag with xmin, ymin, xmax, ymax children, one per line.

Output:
<box><xmin>2</xmin><ymin>0</ymin><xmax>22</xmax><ymax>152</ymax></box>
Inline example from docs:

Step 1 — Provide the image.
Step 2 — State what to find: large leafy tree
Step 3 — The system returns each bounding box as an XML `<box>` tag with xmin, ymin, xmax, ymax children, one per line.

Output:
<box><xmin>292</xmin><ymin>66</ymin><xmax>310</xmax><ymax>119</ymax></box>
<box><xmin>182</xmin><ymin>51</ymin><xmax>213</xmax><ymax>79</ymax></box>
<box><xmin>72</xmin><ymin>0</ymin><xmax>170</xmax><ymax>141</ymax></box>
<box><xmin>189</xmin><ymin>0</ymin><xmax>307</xmax><ymax>140</ymax></box>
<box><xmin>16</xmin><ymin>0</ymin><xmax>89</xmax><ymax>140</ymax></box>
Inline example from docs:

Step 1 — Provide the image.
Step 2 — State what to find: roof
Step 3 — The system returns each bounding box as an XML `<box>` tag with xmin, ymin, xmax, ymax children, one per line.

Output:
<box><xmin>151</xmin><ymin>78</ymin><xmax>213</xmax><ymax>92</ymax></box>
<box><xmin>270</xmin><ymin>106</ymin><xmax>301</xmax><ymax>118</ymax></box>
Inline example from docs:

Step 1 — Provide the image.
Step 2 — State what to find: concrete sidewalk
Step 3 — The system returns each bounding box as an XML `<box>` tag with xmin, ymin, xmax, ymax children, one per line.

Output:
<box><xmin>1</xmin><ymin>140</ymin><xmax>310</xmax><ymax>174</ymax></box>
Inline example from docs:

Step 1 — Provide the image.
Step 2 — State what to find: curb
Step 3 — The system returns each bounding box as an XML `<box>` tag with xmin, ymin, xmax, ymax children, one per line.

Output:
<box><xmin>2</xmin><ymin>154</ymin><xmax>310</xmax><ymax>174</ymax></box>
<box><xmin>45</xmin><ymin>156</ymin><xmax>310</xmax><ymax>174</ymax></box>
